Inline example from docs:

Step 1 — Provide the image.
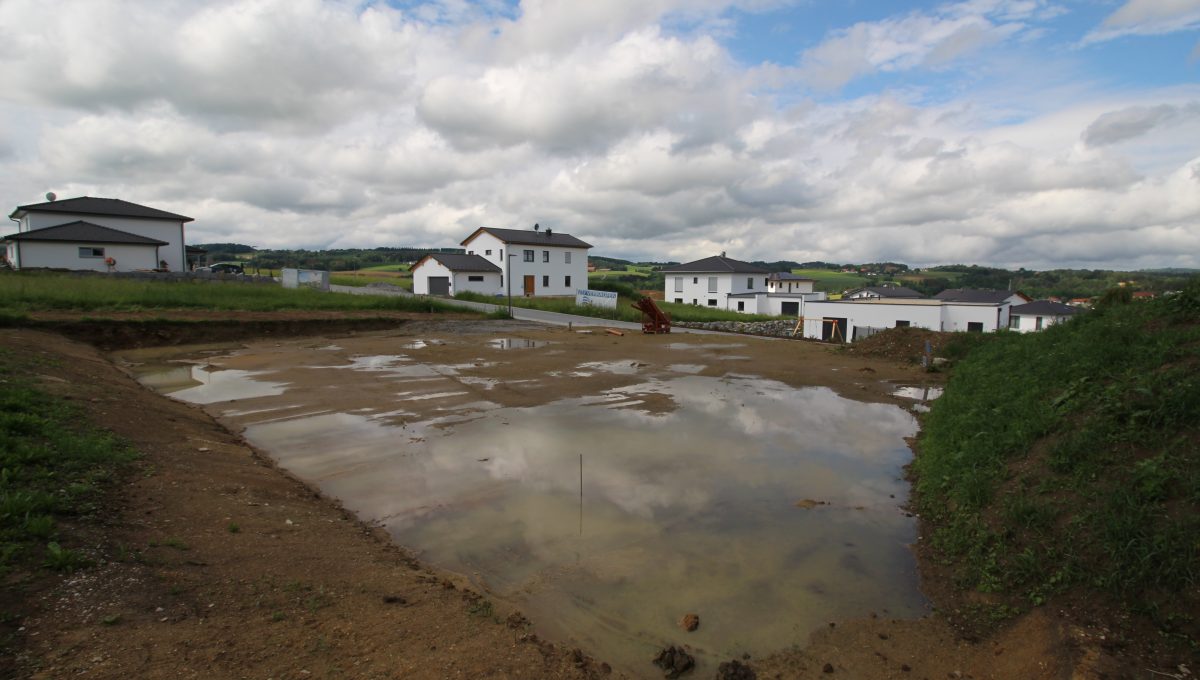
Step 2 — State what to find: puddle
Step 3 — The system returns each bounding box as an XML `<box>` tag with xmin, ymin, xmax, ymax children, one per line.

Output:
<box><xmin>666</xmin><ymin>364</ymin><xmax>706</xmax><ymax>374</ymax></box>
<box><xmin>664</xmin><ymin>342</ymin><xmax>746</xmax><ymax>351</ymax></box>
<box><xmin>576</xmin><ymin>360</ymin><xmax>644</xmax><ymax>375</ymax></box>
<box><xmin>489</xmin><ymin>338</ymin><xmax>550</xmax><ymax>350</ymax></box>
<box><xmin>128</xmin><ymin>347</ymin><xmax>927</xmax><ymax>676</ymax></box>
<box><xmin>133</xmin><ymin>363</ymin><xmax>287</xmax><ymax>404</ymax></box>
<box><xmin>891</xmin><ymin>385</ymin><xmax>944</xmax><ymax>401</ymax></box>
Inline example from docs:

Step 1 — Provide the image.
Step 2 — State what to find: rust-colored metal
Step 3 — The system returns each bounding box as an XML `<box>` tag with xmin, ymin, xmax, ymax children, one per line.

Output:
<box><xmin>632</xmin><ymin>296</ymin><xmax>671</xmax><ymax>334</ymax></box>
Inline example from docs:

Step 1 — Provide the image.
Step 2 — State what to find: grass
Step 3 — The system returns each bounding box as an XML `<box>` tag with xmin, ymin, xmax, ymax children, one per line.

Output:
<box><xmin>913</xmin><ymin>279</ymin><xmax>1200</xmax><ymax>643</ymax></box>
<box><xmin>454</xmin><ymin>290</ymin><xmax>783</xmax><ymax>324</ymax></box>
<box><xmin>790</xmin><ymin>268</ymin><xmax>872</xmax><ymax>293</ymax></box>
<box><xmin>0</xmin><ymin>347</ymin><xmax>137</xmax><ymax>575</ymax></box>
<box><xmin>329</xmin><ymin>273</ymin><xmax>414</xmax><ymax>290</ymax></box>
<box><xmin>0</xmin><ymin>271</ymin><xmax>454</xmax><ymax>314</ymax></box>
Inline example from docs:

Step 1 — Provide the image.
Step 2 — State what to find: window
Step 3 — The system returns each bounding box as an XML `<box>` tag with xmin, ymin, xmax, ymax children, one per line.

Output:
<box><xmin>674</xmin><ymin>298</ymin><xmax>683</xmax><ymax>304</ymax></box>
<box><xmin>524</xmin><ymin>249</ymin><xmax>534</xmax><ymax>262</ymax></box>
<box><xmin>565</xmin><ymin>252</ymin><xmax>572</xmax><ymax>264</ymax></box>
<box><xmin>485</xmin><ymin>249</ymin><xmax>492</xmax><ymax>256</ymax></box>
<box><xmin>565</xmin><ymin>276</ymin><xmax>571</xmax><ymax>287</ymax></box>
<box><xmin>79</xmin><ymin>247</ymin><xmax>104</xmax><ymax>258</ymax></box>
<box><xmin>468</xmin><ymin>250</ymin><xmax>474</xmax><ymax>255</ymax></box>
<box><xmin>543</xmin><ymin>251</ymin><xmax>549</xmax><ymax>263</ymax></box>
<box><xmin>693</xmin><ymin>277</ymin><xmax>698</xmax><ymax>284</ymax></box>
<box><xmin>707</xmin><ymin>299</ymin><xmax>717</xmax><ymax>306</ymax></box>
<box><xmin>674</xmin><ymin>277</ymin><xmax>683</xmax><ymax>292</ymax></box>
<box><xmin>895</xmin><ymin>320</ymin><xmax>910</xmax><ymax>327</ymax></box>
<box><xmin>764</xmin><ymin>277</ymin><xmax>769</xmax><ymax>287</ymax></box>
<box><xmin>468</xmin><ymin>275</ymin><xmax>484</xmax><ymax>282</ymax></box>
<box><xmin>737</xmin><ymin>301</ymin><xmax>745</xmax><ymax>311</ymax></box>
<box><xmin>692</xmin><ymin>299</ymin><xmax>697</xmax><ymax>305</ymax></box>
<box><xmin>542</xmin><ymin>275</ymin><xmax>549</xmax><ymax>287</ymax></box>
<box><xmin>1035</xmin><ymin>316</ymin><xmax>1044</xmax><ymax>330</ymax></box>
<box><xmin>708</xmin><ymin>277</ymin><xmax>718</xmax><ymax>293</ymax></box>
<box><xmin>747</xmin><ymin>277</ymin><xmax>754</xmax><ymax>289</ymax></box>
<box><xmin>967</xmin><ymin>322</ymin><xmax>984</xmax><ymax>333</ymax></box>
<box><xmin>1008</xmin><ymin>315</ymin><xmax>1020</xmax><ymax>329</ymax></box>
<box><xmin>499</xmin><ymin>249</ymin><xmax>503</xmax><ymax>259</ymax></box>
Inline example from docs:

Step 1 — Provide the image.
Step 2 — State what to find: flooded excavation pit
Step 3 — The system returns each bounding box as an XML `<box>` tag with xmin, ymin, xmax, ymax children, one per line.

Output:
<box><xmin>123</xmin><ymin>338</ymin><xmax>927</xmax><ymax>675</ymax></box>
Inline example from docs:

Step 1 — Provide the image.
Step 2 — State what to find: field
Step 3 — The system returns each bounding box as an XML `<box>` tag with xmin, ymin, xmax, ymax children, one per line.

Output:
<box><xmin>789</xmin><ymin>268</ymin><xmax>872</xmax><ymax>293</ymax></box>
<box><xmin>0</xmin><ymin>271</ymin><xmax>444</xmax><ymax>314</ymax></box>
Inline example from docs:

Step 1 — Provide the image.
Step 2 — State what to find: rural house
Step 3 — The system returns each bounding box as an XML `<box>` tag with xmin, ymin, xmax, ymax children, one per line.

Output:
<box><xmin>800</xmin><ymin>289</ymin><xmax>1033</xmax><ymax>342</ymax></box>
<box><xmin>844</xmin><ymin>285</ymin><xmax>923</xmax><ymax>300</ymax></box>
<box><xmin>454</xmin><ymin>226</ymin><xmax>591</xmax><ymax>297</ymax></box>
<box><xmin>1008</xmin><ymin>300</ymin><xmax>1078</xmax><ymax>333</ymax></box>
<box><xmin>662</xmin><ymin>255</ymin><xmax>826</xmax><ymax>315</ymax></box>
<box><xmin>5</xmin><ymin>196</ymin><xmax>193</xmax><ymax>272</ymax></box>
<box><xmin>410</xmin><ymin>253</ymin><xmax>503</xmax><ymax>296</ymax></box>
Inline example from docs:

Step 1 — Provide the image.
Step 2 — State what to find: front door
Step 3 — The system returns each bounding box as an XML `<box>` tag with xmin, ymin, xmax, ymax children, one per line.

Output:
<box><xmin>523</xmin><ymin>275</ymin><xmax>535</xmax><ymax>296</ymax></box>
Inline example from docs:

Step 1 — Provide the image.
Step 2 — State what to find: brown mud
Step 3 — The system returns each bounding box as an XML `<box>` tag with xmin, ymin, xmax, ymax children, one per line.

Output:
<box><xmin>0</xmin><ymin>312</ymin><xmax>1125</xmax><ymax>679</ymax></box>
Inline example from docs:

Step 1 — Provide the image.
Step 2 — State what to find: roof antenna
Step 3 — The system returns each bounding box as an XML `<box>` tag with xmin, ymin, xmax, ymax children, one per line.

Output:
<box><xmin>45</xmin><ymin>192</ymin><xmax>56</xmax><ymax>202</ymax></box>
<box><xmin>720</xmin><ymin>251</ymin><xmax>726</xmax><ymax>258</ymax></box>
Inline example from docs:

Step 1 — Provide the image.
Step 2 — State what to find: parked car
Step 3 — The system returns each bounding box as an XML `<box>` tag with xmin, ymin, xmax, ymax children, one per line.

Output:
<box><xmin>198</xmin><ymin>262</ymin><xmax>245</xmax><ymax>274</ymax></box>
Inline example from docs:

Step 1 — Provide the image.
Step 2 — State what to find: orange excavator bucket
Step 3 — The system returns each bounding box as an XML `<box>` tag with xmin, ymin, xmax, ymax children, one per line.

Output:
<box><xmin>632</xmin><ymin>297</ymin><xmax>671</xmax><ymax>334</ymax></box>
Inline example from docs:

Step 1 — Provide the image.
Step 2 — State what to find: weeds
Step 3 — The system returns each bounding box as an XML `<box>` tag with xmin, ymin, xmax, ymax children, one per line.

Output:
<box><xmin>913</xmin><ymin>279</ymin><xmax>1200</xmax><ymax>642</ymax></box>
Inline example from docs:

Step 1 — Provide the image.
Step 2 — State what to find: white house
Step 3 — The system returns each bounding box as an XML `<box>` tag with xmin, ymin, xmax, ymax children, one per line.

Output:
<box><xmin>662</xmin><ymin>255</ymin><xmax>771</xmax><ymax>308</ymax></box>
<box><xmin>459</xmin><ymin>226</ymin><xmax>591</xmax><ymax>297</ymax></box>
<box><xmin>800</xmin><ymin>289</ymin><xmax>1032</xmax><ymax>342</ymax></box>
<box><xmin>1008</xmin><ymin>300</ymin><xmax>1079</xmax><ymax>333</ymax></box>
<box><xmin>411</xmin><ymin>253</ymin><xmax>503</xmax><ymax>296</ymax></box>
<box><xmin>844</xmin><ymin>285</ymin><xmax>923</xmax><ymax>300</ymax></box>
<box><xmin>6</xmin><ymin>196</ymin><xmax>193</xmax><ymax>272</ymax></box>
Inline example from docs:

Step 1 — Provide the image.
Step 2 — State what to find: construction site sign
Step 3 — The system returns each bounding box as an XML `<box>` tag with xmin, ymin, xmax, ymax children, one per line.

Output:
<box><xmin>575</xmin><ymin>288</ymin><xmax>618</xmax><ymax>309</ymax></box>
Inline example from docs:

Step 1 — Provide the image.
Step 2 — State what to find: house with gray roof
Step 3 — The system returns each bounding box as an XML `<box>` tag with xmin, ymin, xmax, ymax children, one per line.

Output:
<box><xmin>660</xmin><ymin>254</ymin><xmax>827</xmax><ymax>315</ymax></box>
<box><xmin>6</xmin><ymin>196</ymin><xmax>193</xmax><ymax>272</ymax></box>
<box><xmin>451</xmin><ymin>225</ymin><xmax>590</xmax><ymax>297</ymax></box>
<box><xmin>1008</xmin><ymin>300</ymin><xmax>1079</xmax><ymax>333</ymax></box>
<box><xmin>844</xmin><ymin>285</ymin><xmax>923</xmax><ymax>300</ymax></box>
<box><xmin>411</xmin><ymin>253</ymin><xmax>504</xmax><ymax>296</ymax></box>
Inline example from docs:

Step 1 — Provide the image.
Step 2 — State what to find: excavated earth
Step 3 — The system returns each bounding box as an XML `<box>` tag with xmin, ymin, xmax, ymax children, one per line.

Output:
<box><xmin>0</xmin><ymin>311</ymin><xmax>1123</xmax><ymax>679</ymax></box>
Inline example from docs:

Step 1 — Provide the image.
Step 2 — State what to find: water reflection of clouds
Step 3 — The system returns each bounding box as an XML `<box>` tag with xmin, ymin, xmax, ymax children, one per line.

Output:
<box><xmin>167</xmin><ymin>366</ymin><xmax>288</xmax><ymax>404</ymax></box>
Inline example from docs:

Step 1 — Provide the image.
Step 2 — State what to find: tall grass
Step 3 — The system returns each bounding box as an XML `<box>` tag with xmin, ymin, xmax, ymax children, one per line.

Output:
<box><xmin>914</xmin><ymin>280</ymin><xmax>1200</xmax><ymax>639</ymax></box>
<box><xmin>0</xmin><ymin>271</ymin><xmax>458</xmax><ymax>314</ymax></box>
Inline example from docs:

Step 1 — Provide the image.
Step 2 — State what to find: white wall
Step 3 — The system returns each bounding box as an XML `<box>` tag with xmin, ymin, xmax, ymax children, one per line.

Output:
<box><xmin>1009</xmin><ymin>313</ymin><xmax>1069</xmax><ymax>333</ymax></box>
<box><xmin>464</xmin><ymin>231</ymin><xmax>588</xmax><ymax>297</ymax></box>
<box><xmin>411</xmin><ymin>258</ymin><xmax>503</xmax><ymax>296</ymax></box>
<box><xmin>20</xmin><ymin>212</ymin><xmax>187</xmax><ymax>271</ymax></box>
<box><xmin>800</xmin><ymin>301</ymin><xmax>943</xmax><ymax>340</ymax></box>
<box><xmin>9</xmin><ymin>241</ymin><xmax>160</xmax><ymax>272</ymax></box>
<box><xmin>942</xmin><ymin>303</ymin><xmax>1008</xmax><ymax>332</ymax></box>
<box><xmin>767</xmin><ymin>280</ymin><xmax>815</xmax><ymax>294</ymax></box>
<box><xmin>664</xmin><ymin>271</ymin><xmax>771</xmax><ymax>308</ymax></box>
<box><xmin>411</xmin><ymin>259</ymin><xmax>450</xmax><ymax>295</ymax></box>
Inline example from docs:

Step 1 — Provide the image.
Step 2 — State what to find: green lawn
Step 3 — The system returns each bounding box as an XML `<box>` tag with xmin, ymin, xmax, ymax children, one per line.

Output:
<box><xmin>0</xmin><ymin>271</ymin><xmax>456</xmax><ymax>314</ymax></box>
<box><xmin>790</xmin><ymin>269</ymin><xmax>872</xmax><ymax>293</ymax></box>
<box><xmin>360</xmin><ymin>264</ymin><xmax>411</xmax><ymax>272</ymax></box>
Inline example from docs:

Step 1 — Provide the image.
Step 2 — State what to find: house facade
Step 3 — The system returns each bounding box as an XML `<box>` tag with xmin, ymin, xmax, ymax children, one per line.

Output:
<box><xmin>459</xmin><ymin>226</ymin><xmax>590</xmax><ymax>297</ymax></box>
<box><xmin>1008</xmin><ymin>300</ymin><xmax>1078</xmax><ymax>333</ymax></box>
<box><xmin>800</xmin><ymin>289</ymin><xmax>1033</xmax><ymax>342</ymax></box>
<box><xmin>6</xmin><ymin>197</ymin><xmax>193</xmax><ymax>272</ymax></box>
<box><xmin>411</xmin><ymin>253</ymin><xmax>504</xmax><ymax>296</ymax></box>
<box><xmin>662</xmin><ymin>255</ymin><xmax>770</xmax><ymax>309</ymax></box>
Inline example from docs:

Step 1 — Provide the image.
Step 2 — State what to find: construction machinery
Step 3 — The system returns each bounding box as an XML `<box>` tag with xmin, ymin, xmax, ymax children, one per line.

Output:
<box><xmin>632</xmin><ymin>296</ymin><xmax>671</xmax><ymax>334</ymax></box>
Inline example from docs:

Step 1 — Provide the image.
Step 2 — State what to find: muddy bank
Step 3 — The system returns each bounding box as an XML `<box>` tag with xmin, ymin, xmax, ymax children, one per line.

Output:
<box><xmin>1</xmin><ymin>315</ymin><xmax>1105</xmax><ymax>679</ymax></box>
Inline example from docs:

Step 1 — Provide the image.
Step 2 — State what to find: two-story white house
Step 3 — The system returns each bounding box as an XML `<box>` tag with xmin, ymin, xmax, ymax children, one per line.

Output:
<box><xmin>662</xmin><ymin>255</ymin><xmax>771</xmax><ymax>309</ymax></box>
<box><xmin>458</xmin><ymin>226</ymin><xmax>591</xmax><ymax>297</ymax></box>
<box><xmin>5</xmin><ymin>196</ymin><xmax>193</xmax><ymax>272</ymax></box>
<box><xmin>410</xmin><ymin>253</ymin><xmax>503</xmax><ymax>296</ymax></box>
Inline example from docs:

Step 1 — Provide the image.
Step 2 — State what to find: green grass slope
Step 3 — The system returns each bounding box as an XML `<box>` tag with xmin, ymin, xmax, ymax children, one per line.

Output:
<box><xmin>914</xmin><ymin>282</ymin><xmax>1200</xmax><ymax>648</ymax></box>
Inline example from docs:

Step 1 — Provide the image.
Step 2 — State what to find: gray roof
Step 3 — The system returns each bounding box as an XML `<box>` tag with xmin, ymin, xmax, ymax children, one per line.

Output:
<box><xmin>463</xmin><ymin>227</ymin><xmax>592</xmax><ymax>249</ymax></box>
<box><xmin>4</xmin><ymin>221</ymin><xmax>169</xmax><ymax>246</ymax></box>
<box><xmin>10</xmin><ymin>196</ymin><xmax>193</xmax><ymax>222</ymax></box>
<box><xmin>422</xmin><ymin>253</ymin><xmax>502</xmax><ymax>273</ymax></box>
<box><xmin>661</xmin><ymin>256</ymin><xmax>769</xmax><ymax>274</ymax></box>
<box><xmin>1010</xmin><ymin>300</ymin><xmax>1079</xmax><ymax>316</ymax></box>
<box><xmin>849</xmin><ymin>286</ymin><xmax>923</xmax><ymax>298</ymax></box>
<box><xmin>935</xmin><ymin>288</ymin><xmax>1022</xmax><ymax>303</ymax></box>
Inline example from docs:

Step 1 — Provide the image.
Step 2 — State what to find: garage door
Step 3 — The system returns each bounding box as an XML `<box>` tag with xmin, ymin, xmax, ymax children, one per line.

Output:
<box><xmin>428</xmin><ymin>277</ymin><xmax>450</xmax><ymax>295</ymax></box>
<box><xmin>781</xmin><ymin>301</ymin><xmax>799</xmax><ymax>316</ymax></box>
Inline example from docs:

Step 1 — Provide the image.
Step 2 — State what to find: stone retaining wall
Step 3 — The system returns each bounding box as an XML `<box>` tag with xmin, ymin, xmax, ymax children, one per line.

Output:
<box><xmin>675</xmin><ymin>319</ymin><xmax>803</xmax><ymax>338</ymax></box>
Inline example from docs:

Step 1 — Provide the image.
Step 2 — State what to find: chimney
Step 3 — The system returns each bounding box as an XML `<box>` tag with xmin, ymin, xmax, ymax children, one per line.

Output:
<box><xmin>720</xmin><ymin>251</ymin><xmax>726</xmax><ymax>258</ymax></box>
<box><xmin>546</xmin><ymin>228</ymin><xmax>552</xmax><ymax>237</ymax></box>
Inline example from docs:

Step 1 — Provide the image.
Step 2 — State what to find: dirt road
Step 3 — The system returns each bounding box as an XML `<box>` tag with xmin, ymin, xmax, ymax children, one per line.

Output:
<box><xmin>1</xmin><ymin>314</ymin><xmax>1102</xmax><ymax>679</ymax></box>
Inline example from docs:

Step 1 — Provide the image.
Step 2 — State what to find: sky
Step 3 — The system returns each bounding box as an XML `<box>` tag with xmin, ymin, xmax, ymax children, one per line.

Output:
<box><xmin>1</xmin><ymin>0</ymin><xmax>1198</xmax><ymax>270</ymax></box>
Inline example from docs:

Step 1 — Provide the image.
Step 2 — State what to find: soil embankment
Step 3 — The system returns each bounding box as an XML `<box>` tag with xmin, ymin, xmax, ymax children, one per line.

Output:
<box><xmin>1</xmin><ymin>314</ymin><xmax>1106</xmax><ymax>679</ymax></box>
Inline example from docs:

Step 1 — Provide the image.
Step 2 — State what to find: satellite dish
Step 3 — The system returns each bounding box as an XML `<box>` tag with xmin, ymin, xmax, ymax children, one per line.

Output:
<box><xmin>533</xmin><ymin>223</ymin><xmax>540</xmax><ymax>231</ymax></box>
<box><xmin>45</xmin><ymin>192</ymin><xmax>56</xmax><ymax>202</ymax></box>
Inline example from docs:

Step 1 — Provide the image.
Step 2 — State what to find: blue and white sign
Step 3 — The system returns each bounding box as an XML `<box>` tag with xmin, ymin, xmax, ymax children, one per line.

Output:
<box><xmin>575</xmin><ymin>288</ymin><xmax>618</xmax><ymax>309</ymax></box>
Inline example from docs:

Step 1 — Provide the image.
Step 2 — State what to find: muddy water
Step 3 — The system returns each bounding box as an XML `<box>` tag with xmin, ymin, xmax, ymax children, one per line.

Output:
<box><xmin>120</xmin><ymin>337</ymin><xmax>926</xmax><ymax>674</ymax></box>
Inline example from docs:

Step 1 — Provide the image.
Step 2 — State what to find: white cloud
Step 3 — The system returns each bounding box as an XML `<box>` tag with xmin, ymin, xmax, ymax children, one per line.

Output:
<box><xmin>1083</xmin><ymin>0</ymin><xmax>1200</xmax><ymax>44</ymax></box>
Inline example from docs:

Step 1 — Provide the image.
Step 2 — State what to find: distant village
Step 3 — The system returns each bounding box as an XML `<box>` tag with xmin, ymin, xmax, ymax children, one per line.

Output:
<box><xmin>5</xmin><ymin>194</ymin><xmax>1181</xmax><ymax>342</ymax></box>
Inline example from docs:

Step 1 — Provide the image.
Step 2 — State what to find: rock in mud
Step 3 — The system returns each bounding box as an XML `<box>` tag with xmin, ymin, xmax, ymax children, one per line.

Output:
<box><xmin>652</xmin><ymin>645</ymin><xmax>695</xmax><ymax>678</ymax></box>
<box><xmin>679</xmin><ymin>613</ymin><xmax>700</xmax><ymax>632</ymax></box>
<box><xmin>716</xmin><ymin>659</ymin><xmax>756</xmax><ymax>680</ymax></box>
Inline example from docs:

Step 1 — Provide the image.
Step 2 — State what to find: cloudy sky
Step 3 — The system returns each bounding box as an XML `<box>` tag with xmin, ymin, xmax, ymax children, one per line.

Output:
<box><xmin>1</xmin><ymin>0</ymin><xmax>1198</xmax><ymax>269</ymax></box>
